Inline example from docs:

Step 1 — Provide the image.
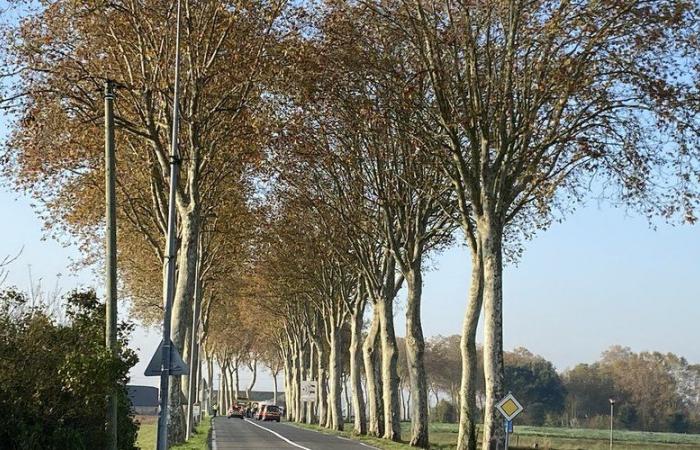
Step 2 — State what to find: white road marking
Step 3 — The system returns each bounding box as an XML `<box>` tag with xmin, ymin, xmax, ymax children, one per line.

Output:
<box><xmin>244</xmin><ymin>419</ymin><xmax>313</xmax><ymax>450</ymax></box>
<box><xmin>335</xmin><ymin>435</ymin><xmax>379</xmax><ymax>449</ymax></box>
<box><xmin>211</xmin><ymin>418</ymin><xmax>218</xmax><ymax>450</ymax></box>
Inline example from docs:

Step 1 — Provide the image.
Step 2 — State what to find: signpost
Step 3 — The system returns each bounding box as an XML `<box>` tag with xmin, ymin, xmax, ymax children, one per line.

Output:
<box><xmin>496</xmin><ymin>393</ymin><xmax>524</xmax><ymax>450</ymax></box>
<box><xmin>300</xmin><ymin>380</ymin><xmax>318</xmax><ymax>402</ymax></box>
<box><xmin>144</xmin><ymin>339</ymin><xmax>189</xmax><ymax>376</ymax></box>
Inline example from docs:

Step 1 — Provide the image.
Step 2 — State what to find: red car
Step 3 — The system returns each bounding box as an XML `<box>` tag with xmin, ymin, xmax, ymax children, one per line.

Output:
<box><xmin>259</xmin><ymin>405</ymin><xmax>281</xmax><ymax>422</ymax></box>
<box><xmin>227</xmin><ymin>405</ymin><xmax>244</xmax><ymax>419</ymax></box>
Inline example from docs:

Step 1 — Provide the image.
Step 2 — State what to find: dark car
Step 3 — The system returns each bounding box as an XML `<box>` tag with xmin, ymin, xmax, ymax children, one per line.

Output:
<box><xmin>260</xmin><ymin>405</ymin><xmax>281</xmax><ymax>422</ymax></box>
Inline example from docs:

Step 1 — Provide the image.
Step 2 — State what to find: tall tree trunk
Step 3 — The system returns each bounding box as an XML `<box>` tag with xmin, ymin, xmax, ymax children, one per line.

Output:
<box><xmin>283</xmin><ymin>356</ymin><xmax>291</xmax><ymax>418</ymax></box>
<box><xmin>307</xmin><ymin>343</ymin><xmax>316</xmax><ymax>424</ymax></box>
<box><xmin>231</xmin><ymin>357</ymin><xmax>240</xmax><ymax>400</ymax></box>
<box><xmin>406</xmin><ymin>390</ymin><xmax>410</xmax><ymax>420</ymax></box>
<box><xmin>273</xmin><ymin>372</ymin><xmax>279</xmax><ymax>405</ymax></box>
<box><xmin>206</xmin><ymin>355</ymin><xmax>214</xmax><ymax>414</ymax></box>
<box><xmin>344</xmin><ymin>375</ymin><xmax>351</xmax><ymax>423</ymax></box>
<box><xmin>405</xmin><ymin>265</ymin><xmax>429</xmax><ymax>447</ymax></box>
<box><xmin>325</xmin><ymin>388</ymin><xmax>333</xmax><ymax>428</ymax></box>
<box><xmin>283</xmin><ymin>347</ymin><xmax>293</xmax><ymax>420</ymax></box>
<box><xmin>316</xmin><ymin>342</ymin><xmax>327</xmax><ymax>426</ymax></box>
<box><xmin>246</xmin><ymin>358</ymin><xmax>258</xmax><ymax>400</ymax></box>
<box><xmin>363</xmin><ymin>305</ymin><xmax>383</xmax><ymax>437</ymax></box>
<box><xmin>217</xmin><ymin>373</ymin><xmax>223</xmax><ymax>412</ymax></box>
<box><xmin>168</xmin><ymin>209</ymin><xmax>199</xmax><ymax>443</ymax></box>
<box><xmin>478</xmin><ymin>218</ymin><xmax>505</xmax><ymax>450</ymax></box>
<box><xmin>400</xmin><ymin>387</ymin><xmax>406</xmax><ymax>422</ymax></box>
<box><xmin>456</xmin><ymin>243</ymin><xmax>483</xmax><ymax>450</ymax></box>
<box><xmin>377</xmin><ymin>295</ymin><xmax>401</xmax><ymax>441</ymax></box>
<box><xmin>296</xmin><ymin>341</ymin><xmax>306</xmax><ymax>423</ymax></box>
<box><xmin>328</xmin><ymin>326</ymin><xmax>343</xmax><ymax>431</ymax></box>
<box><xmin>186</xmin><ymin>247</ymin><xmax>203</xmax><ymax>438</ymax></box>
<box><xmin>350</xmin><ymin>301</ymin><xmax>367</xmax><ymax>434</ymax></box>
<box><xmin>228</xmin><ymin>365</ymin><xmax>236</xmax><ymax>403</ymax></box>
<box><xmin>221</xmin><ymin>366</ymin><xmax>229</xmax><ymax>412</ymax></box>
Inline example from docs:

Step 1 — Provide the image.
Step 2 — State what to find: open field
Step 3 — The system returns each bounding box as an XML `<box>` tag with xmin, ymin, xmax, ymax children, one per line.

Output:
<box><xmin>291</xmin><ymin>421</ymin><xmax>700</xmax><ymax>450</ymax></box>
<box><xmin>135</xmin><ymin>415</ymin><xmax>211</xmax><ymax>450</ymax></box>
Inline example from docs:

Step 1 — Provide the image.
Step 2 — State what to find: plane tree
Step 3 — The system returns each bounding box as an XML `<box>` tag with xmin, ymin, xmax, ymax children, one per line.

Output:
<box><xmin>360</xmin><ymin>0</ymin><xmax>700</xmax><ymax>447</ymax></box>
<box><xmin>276</xmin><ymin>9</ymin><xmax>458</xmax><ymax>441</ymax></box>
<box><xmin>0</xmin><ymin>0</ymin><xmax>287</xmax><ymax>441</ymax></box>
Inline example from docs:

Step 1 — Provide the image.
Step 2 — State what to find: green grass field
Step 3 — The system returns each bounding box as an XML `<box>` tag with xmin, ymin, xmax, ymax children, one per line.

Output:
<box><xmin>135</xmin><ymin>415</ymin><xmax>211</xmax><ymax>450</ymax></box>
<box><xmin>291</xmin><ymin>421</ymin><xmax>700</xmax><ymax>450</ymax></box>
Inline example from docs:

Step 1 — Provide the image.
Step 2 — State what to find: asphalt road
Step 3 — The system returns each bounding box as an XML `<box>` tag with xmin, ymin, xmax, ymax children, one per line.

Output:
<box><xmin>212</xmin><ymin>416</ymin><xmax>378</xmax><ymax>450</ymax></box>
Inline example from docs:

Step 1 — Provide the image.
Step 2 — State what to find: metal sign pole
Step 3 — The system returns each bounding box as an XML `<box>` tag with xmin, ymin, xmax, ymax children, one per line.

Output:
<box><xmin>155</xmin><ymin>0</ymin><xmax>183</xmax><ymax>448</ymax></box>
<box><xmin>504</xmin><ymin>420</ymin><xmax>511</xmax><ymax>450</ymax></box>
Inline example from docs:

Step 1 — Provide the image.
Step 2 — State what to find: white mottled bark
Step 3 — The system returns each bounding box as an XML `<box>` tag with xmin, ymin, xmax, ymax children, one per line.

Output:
<box><xmin>316</xmin><ymin>342</ymin><xmax>328</xmax><ymax>426</ymax></box>
<box><xmin>328</xmin><ymin>326</ymin><xmax>343</xmax><ymax>430</ymax></box>
<box><xmin>307</xmin><ymin>343</ymin><xmax>315</xmax><ymax>424</ymax></box>
<box><xmin>457</xmin><ymin>242</ymin><xmax>483</xmax><ymax>450</ymax></box>
<box><xmin>377</xmin><ymin>295</ymin><xmax>401</xmax><ymax>441</ymax></box>
<box><xmin>167</xmin><ymin>208</ymin><xmax>199</xmax><ymax>443</ymax></box>
<box><xmin>478</xmin><ymin>217</ymin><xmax>505</xmax><ymax>450</ymax></box>
<box><xmin>363</xmin><ymin>305</ymin><xmax>383</xmax><ymax>437</ymax></box>
<box><xmin>405</xmin><ymin>266</ymin><xmax>429</xmax><ymax>447</ymax></box>
<box><xmin>246</xmin><ymin>358</ymin><xmax>257</xmax><ymax>401</ymax></box>
<box><xmin>350</xmin><ymin>299</ymin><xmax>367</xmax><ymax>434</ymax></box>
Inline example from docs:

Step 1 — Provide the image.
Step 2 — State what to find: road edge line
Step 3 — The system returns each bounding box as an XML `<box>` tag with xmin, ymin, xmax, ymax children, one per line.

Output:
<box><xmin>211</xmin><ymin>417</ymin><xmax>217</xmax><ymax>450</ymax></box>
<box><xmin>281</xmin><ymin>422</ymin><xmax>379</xmax><ymax>450</ymax></box>
<box><xmin>244</xmin><ymin>418</ymin><xmax>312</xmax><ymax>450</ymax></box>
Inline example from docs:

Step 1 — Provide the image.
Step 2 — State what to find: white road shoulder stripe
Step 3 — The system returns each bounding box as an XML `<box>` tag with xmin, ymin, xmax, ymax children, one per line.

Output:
<box><xmin>336</xmin><ymin>435</ymin><xmax>379</xmax><ymax>449</ymax></box>
<box><xmin>244</xmin><ymin>419</ymin><xmax>313</xmax><ymax>450</ymax></box>
<box><xmin>211</xmin><ymin>418</ymin><xmax>218</xmax><ymax>450</ymax></box>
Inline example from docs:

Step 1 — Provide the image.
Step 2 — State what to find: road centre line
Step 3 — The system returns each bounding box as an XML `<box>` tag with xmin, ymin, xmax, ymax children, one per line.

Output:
<box><xmin>244</xmin><ymin>418</ymin><xmax>313</xmax><ymax>450</ymax></box>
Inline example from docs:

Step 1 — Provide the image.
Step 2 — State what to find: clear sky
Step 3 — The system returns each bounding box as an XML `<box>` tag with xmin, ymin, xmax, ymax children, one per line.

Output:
<box><xmin>2</xmin><ymin>0</ymin><xmax>698</xmax><ymax>396</ymax></box>
<box><xmin>1</xmin><ymin>176</ymin><xmax>698</xmax><ymax>390</ymax></box>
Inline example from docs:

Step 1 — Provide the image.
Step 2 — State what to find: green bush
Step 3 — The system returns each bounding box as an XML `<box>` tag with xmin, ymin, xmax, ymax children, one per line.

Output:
<box><xmin>433</xmin><ymin>400</ymin><xmax>457</xmax><ymax>423</ymax></box>
<box><xmin>0</xmin><ymin>289</ymin><xmax>139</xmax><ymax>450</ymax></box>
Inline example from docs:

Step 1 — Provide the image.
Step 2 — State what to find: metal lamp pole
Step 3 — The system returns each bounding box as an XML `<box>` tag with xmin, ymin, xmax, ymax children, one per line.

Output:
<box><xmin>609</xmin><ymin>398</ymin><xmax>615</xmax><ymax>450</ymax></box>
<box><xmin>155</xmin><ymin>0</ymin><xmax>183</xmax><ymax>448</ymax></box>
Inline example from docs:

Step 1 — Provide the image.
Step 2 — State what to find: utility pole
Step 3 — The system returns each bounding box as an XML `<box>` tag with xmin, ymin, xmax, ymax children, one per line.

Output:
<box><xmin>104</xmin><ymin>80</ymin><xmax>118</xmax><ymax>450</ymax></box>
<box><xmin>155</xmin><ymin>0</ymin><xmax>183</xmax><ymax>448</ymax></box>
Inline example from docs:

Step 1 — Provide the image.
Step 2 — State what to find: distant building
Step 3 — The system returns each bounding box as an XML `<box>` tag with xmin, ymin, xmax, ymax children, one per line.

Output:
<box><xmin>127</xmin><ymin>385</ymin><xmax>159</xmax><ymax>415</ymax></box>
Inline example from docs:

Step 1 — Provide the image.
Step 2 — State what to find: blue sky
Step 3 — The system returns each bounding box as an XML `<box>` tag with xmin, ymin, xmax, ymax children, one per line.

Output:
<box><xmin>2</xmin><ymin>0</ymin><xmax>698</xmax><ymax>394</ymax></box>
<box><xmin>1</xmin><ymin>176</ymin><xmax>698</xmax><ymax>389</ymax></box>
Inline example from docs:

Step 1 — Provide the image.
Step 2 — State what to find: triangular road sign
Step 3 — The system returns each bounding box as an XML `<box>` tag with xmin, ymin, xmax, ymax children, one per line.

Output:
<box><xmin>144</xmin><ymin>339</ymin><xmax>189</xmax><ymax>376</ymax></box>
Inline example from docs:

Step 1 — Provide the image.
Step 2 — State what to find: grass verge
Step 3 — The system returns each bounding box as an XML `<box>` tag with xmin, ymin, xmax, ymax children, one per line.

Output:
<box><xmin>288</xmin><ymin>421</ymin><xmax>453</xmax><ymax>450</ymax></box>
<box><xmin>288</xmin><ymin>421</ymin><xmax>700</xmax><ymax>450</ymax></box>
<box><xmin>135</xmin><ymin>415</ymin><xmax>211</xmax><ymax>450</ymax></box>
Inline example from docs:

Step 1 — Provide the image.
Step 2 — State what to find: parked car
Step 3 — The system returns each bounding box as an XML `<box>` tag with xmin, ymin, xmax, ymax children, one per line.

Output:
<box><xmin>260</xmin><ymin>405</ymin><xmax>281</xmax><ymax>422</ymax></box>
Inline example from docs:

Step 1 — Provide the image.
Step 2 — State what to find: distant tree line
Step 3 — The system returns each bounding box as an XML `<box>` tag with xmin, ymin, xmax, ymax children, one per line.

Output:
<box><xmin>420</xmin><ymin>337</ymin><xmax>700</xmax><ymax>434</ymax></box>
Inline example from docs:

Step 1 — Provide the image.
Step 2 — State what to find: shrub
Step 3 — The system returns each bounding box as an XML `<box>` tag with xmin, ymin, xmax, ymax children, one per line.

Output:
<box><xmin>0</xmin><ymin>289</ymin><xmax>138</xmax><ymax>450</ymax></box>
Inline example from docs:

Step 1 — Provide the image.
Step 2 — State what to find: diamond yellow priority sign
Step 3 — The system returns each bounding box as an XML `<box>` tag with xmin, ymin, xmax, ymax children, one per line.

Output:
<box><xmin>496</xmin><ymin>393</ymin><xmax>524</xmax><ymax>421</ymax></box>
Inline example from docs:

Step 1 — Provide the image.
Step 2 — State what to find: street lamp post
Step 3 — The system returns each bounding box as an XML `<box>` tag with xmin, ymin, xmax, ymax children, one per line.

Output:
<box><xmin>155</xmin><ymin>0</ymin><xmax>183</xmax><ymax>448</ymax></box>
<box><xmin>609</xmin><ymin>398</ymin><xmax>616</xmax><ymax>450</ymax></box>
